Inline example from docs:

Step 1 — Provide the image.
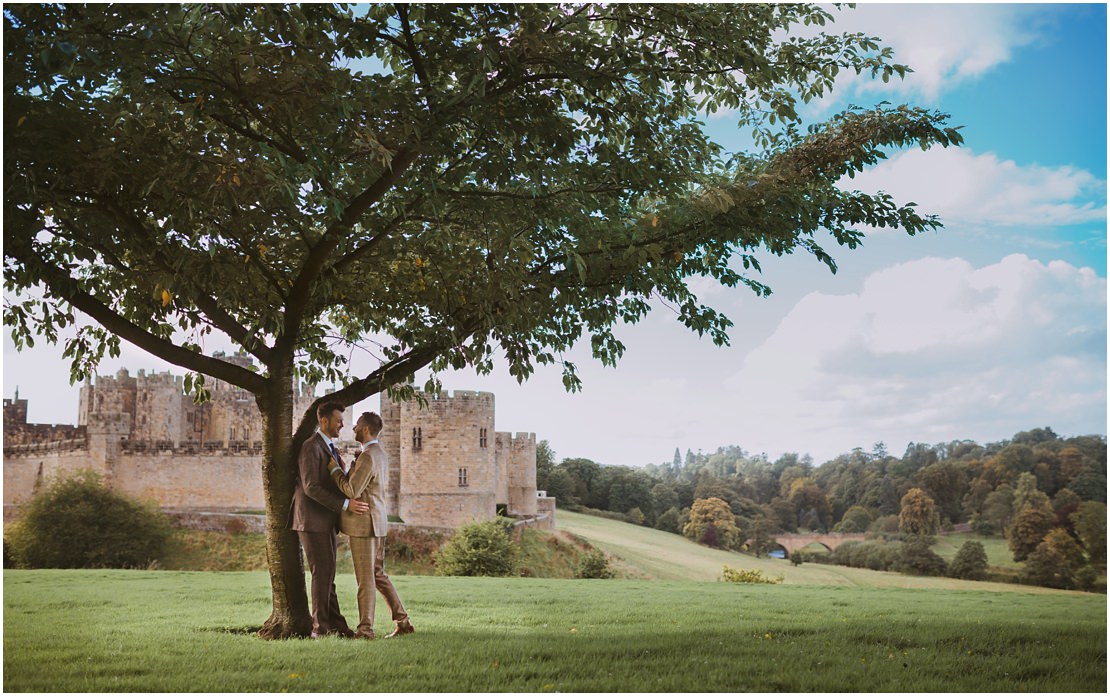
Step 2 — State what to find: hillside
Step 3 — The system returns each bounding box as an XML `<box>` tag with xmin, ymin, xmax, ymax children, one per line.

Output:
<box><xmin>557</xmin><ymin>510</ymin><xmax>1081</xmax><ymax>594</ymax></box>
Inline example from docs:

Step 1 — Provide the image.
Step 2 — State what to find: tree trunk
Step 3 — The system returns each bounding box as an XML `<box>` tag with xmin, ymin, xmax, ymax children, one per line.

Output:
<box><xmin>256</xmin><ymin>369</ymin><xmax>312</xmax><ymax>640</ymax></box>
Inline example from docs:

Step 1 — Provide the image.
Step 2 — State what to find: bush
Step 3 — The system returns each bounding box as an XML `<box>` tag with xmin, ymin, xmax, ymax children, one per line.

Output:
<box><xmin>949</xmin><ymin>540</ymin><xmax>989</xmax><ymax>580</ymax></box>
<box><xmin>435</xmin><ymin>517</ymin><xmax>519</xmax><ymax>577</ymax></box>
<box><xmin>897</xmin><ymin>536</ymin><xmax>948</xmax><ymax>577</ymax></box>
<box><xmin>388</xmin><ymin>527</ymin><xmax>449</xmax><ymax>562</ymax></box>
<box><xmin>7</xmin><ymin>470</ymin><xmax>171</xmax><ymax>569</ymax></box>
<box><xmin>720</xmin><ymin>565</ymin><xmax>782</xmax><ymax>584</ymax></box>
<box><xmin>654</xmin><ymin>506</ymin><xmax>681</xmax><ymax>534</ymax></box>
<box><xmin>575</xmin><ymin>549</ymin><xmax>615</xmax><ymax>579</ymax></box>
<box><xmin>625</xmin><ymin>507</ymin><xmax>646</xmax><ymax>526</ymax></box>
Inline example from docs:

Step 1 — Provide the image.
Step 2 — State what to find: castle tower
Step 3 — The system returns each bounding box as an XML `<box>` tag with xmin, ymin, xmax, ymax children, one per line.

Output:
<box><xmin>497</xmin><ymin>432</ymin><xmax>538</xmax><ymax>517</ymax></box>
<box><xmin>133</xmin><ymin>370</ymin><xmax>186</xmax><ymax>446</ymax></box>
<box><xmin>78</xmin><ymin>369</ymin><xmax>137</xmax><ymax>436</ymax></box>
<box><xmin>383</xmin><ymin>390</ymin><xmax>497</xmax><ymax>528</ymax></box>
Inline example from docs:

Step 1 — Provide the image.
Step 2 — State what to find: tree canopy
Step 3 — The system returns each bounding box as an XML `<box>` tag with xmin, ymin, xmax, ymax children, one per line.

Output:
<box><xmin>6</xmin><ymin>4</ymin><xmax>961</xmax><ymax>404</ymax></box>
<box><xmin>5</xmin><ymin>3</ymin><xmax>963</xmax><ymax>637</ymax></box>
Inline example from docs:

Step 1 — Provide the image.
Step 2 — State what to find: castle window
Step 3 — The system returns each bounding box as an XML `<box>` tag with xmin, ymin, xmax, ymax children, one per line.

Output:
<box><xmin>479</xmin><ymin>427</ymin><xmax>488</xmax><ymax>448</ymax></box>
<box><xmin>458</xmin><ymin>467</ymin><xmax>469</xmax><ymax>487</ymax></box>
<box><xmin>412</xmin><ymin>427</ymin><xmax>422</xmax><ymax>451</ymax></box>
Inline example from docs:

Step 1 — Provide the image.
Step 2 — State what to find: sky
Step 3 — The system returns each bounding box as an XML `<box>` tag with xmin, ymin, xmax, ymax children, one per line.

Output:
<box><xmin>4</xmin><ymin>3</ymin><xmax>1107</xmax><ymax>469</ymax></box>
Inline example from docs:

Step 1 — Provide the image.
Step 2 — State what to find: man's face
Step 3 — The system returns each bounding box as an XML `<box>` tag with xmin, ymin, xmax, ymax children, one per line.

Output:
<box><xmin>319</xmin><ymin>410</ymin><xmax>343</xmax><ymax>439</ymax></box>
<box><xmin>352</xmin><ymin>421</ymin><xmax>368</xmax><ymax>444</ymax></box>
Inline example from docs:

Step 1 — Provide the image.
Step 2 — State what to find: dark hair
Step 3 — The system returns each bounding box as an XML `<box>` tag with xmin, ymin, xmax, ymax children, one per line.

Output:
<box><xmin>358</xmin><ymin>411</ymin><xmax>384</xmax><ymax>437</ymax></box>
<box><xmin>317</xmin><ymin>401</ymin><xmax>345</xmax><ymax>420</ymax></box>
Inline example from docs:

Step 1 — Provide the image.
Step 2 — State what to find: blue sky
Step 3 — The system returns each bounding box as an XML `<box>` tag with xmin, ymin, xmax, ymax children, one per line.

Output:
<box><xmin>4</xmin><ymin>3</ymin><xmax>1106</xmax><ymax>468</ymax></box>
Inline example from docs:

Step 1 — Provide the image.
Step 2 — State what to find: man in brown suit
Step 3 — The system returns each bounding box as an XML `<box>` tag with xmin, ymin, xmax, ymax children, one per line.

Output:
<box><xmin>328</xmin><ymin>411</ymin><xmax>414</xmax><ymax>640</ymax></box>
<box><xmin>290</xmin><ymin>401</ymin><xmax>369</xmax><ymax>639</ymax></box>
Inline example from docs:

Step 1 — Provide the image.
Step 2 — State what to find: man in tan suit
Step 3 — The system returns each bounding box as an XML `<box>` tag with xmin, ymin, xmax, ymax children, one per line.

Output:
<box><xmin>329</xmin><ymin>411</ymin><xmax>414</xmax><ymax>640</ymax></box>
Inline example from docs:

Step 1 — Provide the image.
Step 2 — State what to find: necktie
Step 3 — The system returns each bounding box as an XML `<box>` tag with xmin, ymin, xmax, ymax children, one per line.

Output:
<box><xmin>329</xmin><ymin>443</ymin><xmax>343</xmax><ymax>471</ymax></box>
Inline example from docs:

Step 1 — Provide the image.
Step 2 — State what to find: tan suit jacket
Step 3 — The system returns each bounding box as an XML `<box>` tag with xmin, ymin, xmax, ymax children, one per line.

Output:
<box><xmin>330</xmin><ymin>441</ymin><xmax>388</xmax><ymax>538</ymax></box>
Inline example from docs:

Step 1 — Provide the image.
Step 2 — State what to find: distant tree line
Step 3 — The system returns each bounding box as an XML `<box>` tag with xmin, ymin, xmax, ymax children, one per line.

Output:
<box><xmin>536</xmin><ymin>427</ymin><xmax>1106</xmax><ymax>590</ymax></box>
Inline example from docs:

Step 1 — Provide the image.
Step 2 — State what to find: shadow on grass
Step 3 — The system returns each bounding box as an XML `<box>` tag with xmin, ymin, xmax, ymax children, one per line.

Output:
<box><xmin>195</xmin><ymin>625</ymin><xmax>264</xmax><ymax>636</ymax></box>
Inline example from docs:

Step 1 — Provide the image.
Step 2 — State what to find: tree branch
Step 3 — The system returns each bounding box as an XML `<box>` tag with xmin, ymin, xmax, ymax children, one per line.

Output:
<box><xmin>6</xmin><ymin>244</ymin><xmax>269</xmax><ymax>393</ymax></box>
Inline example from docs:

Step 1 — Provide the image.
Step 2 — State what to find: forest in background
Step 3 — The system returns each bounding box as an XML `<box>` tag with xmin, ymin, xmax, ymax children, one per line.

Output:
<box><xmin>537</xmin><ymin>427</ymin><xmax>1106</xmax><ymax>588</ymax></box>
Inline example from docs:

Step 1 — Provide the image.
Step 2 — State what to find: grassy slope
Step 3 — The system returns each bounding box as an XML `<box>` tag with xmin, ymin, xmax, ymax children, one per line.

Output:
<box><xmin>557</xmin><ymin>510</ymin><xmax>1080</xmax><ymax>594</ymax></box>
<box><xmin>4</xmin><ymin>569</ymin><xmax>1105</xmax><ymax>692</ymax></box>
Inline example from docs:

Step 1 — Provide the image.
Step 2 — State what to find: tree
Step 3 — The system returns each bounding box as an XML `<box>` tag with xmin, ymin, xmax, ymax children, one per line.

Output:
<box><xmin>5</xmin><ymin>4</ymin><xmax>961</xmax><ymax>637</ymax></box>
<box><xmin>535</xmin><ymin>439</ymin><xmax>556</xmax><ymax>487</ymax></box>
<box><xmin>833</xmin><ymin>504</ymin><xmax>873</xmax><ymax>533</ymax></box>
<box><xmin>605</xmin><ymin>468</ymin><xmax>655</xmax><ymax>519</ymax></box>
<box><xmin>977</xmin><ymin>484</ymin><xmax>1015</xmax><ymax>536</ymax></box>
<box><xmin>948</xmin><ymin>541</ymin><xmax>988</xmax><ymax>581</ymax></box>
<box><xmin>654</xmin><ymin>506</ymin><xmax>681</xmax><ymax>534</ymax></box>
<box><xmin>1007</xmin><ymin>504</ymin><xmax>1054</xmax><ymax>562</ymax></box>
<box><xmin>1071</xmin><ymin>501</ymin><xmax>1107</xmax><ymax>565</ymax></box>
<box><xmin>916</xmin><ymin>460</ymin><xmax>968</xmax><ymax>523</ymax></box>
<box><xmin>1012</xmin><ymin>472</ymin><xmax>1050</xmax><ymax>516</ymax></box>
<box><xmin>683</xmin><ymin>497</ymin><xmax>742</xmax><ymax>550</ymax></box>
<box><xmin>560</xmin><ymin>458</ymin><xmax>603</xmax><ymax>508</ymax></box>
<box><xmin>898</xmin><ymin>488</ymin><xmax>940</xmax><ymax>536</ymax></box>
<box><xmin>1020</xmin><ymin>528</ymin><xmax>1084</xmax><ymax>589</ymax></box>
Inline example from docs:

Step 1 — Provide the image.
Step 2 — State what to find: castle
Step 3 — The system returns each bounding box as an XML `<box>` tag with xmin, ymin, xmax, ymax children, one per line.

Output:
<box><xmin>3</xmin><ymin>352</ymin><xmax>555</xmax><ymax>530</ymax></box>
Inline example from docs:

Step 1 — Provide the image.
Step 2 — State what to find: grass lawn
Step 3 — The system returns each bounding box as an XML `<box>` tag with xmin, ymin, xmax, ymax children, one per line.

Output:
<box><xmin>4</xmin><ymin>569</ymin><xmax>1106</xmax><ymax>692</ymax></box>
<box><xmin>557</xmin><ymin>510</ymin><xmax>1074</xmax><ymax>592</ymax></box>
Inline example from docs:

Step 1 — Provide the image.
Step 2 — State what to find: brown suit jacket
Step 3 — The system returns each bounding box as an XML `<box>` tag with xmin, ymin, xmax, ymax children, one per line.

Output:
<box><xmin>330</xmin><ymin>441</ymin><xmax>389</xmax><ymax>538</ymax></box>
<box><xmin>290</xmin><ymin>432</ymin><xmax>347</xmax><ymax>532</ymax></box>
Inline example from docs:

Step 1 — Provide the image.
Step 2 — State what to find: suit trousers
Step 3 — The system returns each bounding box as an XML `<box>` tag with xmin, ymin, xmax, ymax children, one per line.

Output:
<box><xmin>298</xmin><ymin>530</ymin><xmax>351</xmax><ymax>636</ymax></box>
<box><xmin>349</xmin><ymin>534</ymin><xmax>409</xmax><ymax>636</ymax></box>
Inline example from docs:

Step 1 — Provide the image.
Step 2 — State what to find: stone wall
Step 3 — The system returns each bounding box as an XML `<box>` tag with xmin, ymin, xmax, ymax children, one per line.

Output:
<box><xmin>536</xmin><ymin>495</ymin><xmax>556</xmax><ymax>531</ymax></box>
<box><xmin>2</xmin><ymin>442</ymin><xmax>264</xmax><ymax>511</ymax></box>
<box><xmin>5</xmin><ymin>377</ymin><xmax>547</xmax><ymax>532</ymax></box>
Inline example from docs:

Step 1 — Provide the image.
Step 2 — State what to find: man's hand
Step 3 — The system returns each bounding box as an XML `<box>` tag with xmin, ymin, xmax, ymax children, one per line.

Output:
<box><xmin>350</xmin><ymin>499</ymin><xmax>370</xmax><ymax>515</ymax></box>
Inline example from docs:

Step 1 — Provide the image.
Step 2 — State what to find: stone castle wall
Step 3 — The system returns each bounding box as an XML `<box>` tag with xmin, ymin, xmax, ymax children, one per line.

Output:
<box><xmin>5</xmin><ymin>362</ymin><xmax>553</xmax><ymax>530</ymax></box>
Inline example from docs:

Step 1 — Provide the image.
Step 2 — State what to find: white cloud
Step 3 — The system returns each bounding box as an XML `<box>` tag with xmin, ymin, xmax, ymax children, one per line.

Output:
<box><xmin>817</xmin><ymin>4</ymin><xmax>1043</xmax><ymax>103</ymax></box>
<box><xmin>725</xmin><ymin>254</ymin><xmax>1106</xmax><ymax>459</ymax></box>
<box><xmin>844</xmin><ymin>147</ymin><xmax>1107</xmax><ymax>228</ymax></box>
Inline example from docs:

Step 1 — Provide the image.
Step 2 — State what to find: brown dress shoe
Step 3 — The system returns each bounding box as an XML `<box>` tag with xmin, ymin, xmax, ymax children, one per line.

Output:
<box><xmin>384</xmin><ymin>622</ymin><xmax>415</xmax><ymax>639</ymax></box>
<box><xmin>354</xmin><ymin>630</ymin><xmax>375</xmax><ymax>640</ymax></box>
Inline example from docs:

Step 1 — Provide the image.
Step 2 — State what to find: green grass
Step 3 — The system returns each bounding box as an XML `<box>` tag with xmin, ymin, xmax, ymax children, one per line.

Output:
<box><xmin>4</xmin><ymin>569</ymin><xmax>1105</xmax><ymax>692</ymax></box>
<box><xmin>931</xmin><ymin>531</ymin><xmax>1022</xmax><ymax>569</ymax></box>
<box><xmin>558</xmin><ymin>510</ymin><xmax>1080</xmax><ymax>592</ymax></box>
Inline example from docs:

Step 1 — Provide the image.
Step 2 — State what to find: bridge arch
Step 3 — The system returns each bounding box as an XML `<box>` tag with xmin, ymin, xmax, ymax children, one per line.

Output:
<box><xmin>771</xmin><ymin>532</ymin><xmax>867</xmax><ymax>558</ymax></box>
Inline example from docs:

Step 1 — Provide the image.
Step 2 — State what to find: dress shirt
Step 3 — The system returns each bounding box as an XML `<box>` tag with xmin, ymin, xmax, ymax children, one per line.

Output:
<box><xmin>316</xmin><ymin>428</ymin><xmax>350</xmax><ymax>511</ymax></box>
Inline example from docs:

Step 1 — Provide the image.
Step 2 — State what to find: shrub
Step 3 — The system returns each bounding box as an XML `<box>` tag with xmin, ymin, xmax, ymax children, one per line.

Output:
<box><xmin>720</xmin><ymin>565</ymin><xmax>782</xmax><ymax>584</ymax></box>
<box><xmin>575</xmin><ymin>549</ymin><xmax>615</xmax><ymax>579</ymax></box>
<box><xmin>897</xmin><ymin>536</ymin><xmax>948</xmax><ymax>577</ymax></box>
<box><xmin>223</xmin><ymin>517</ymin><xmax>249</xmax><ymax>535</ymax></box>
<box><xmin>949</xmin><ymin>540</ymin><xmax>989</xmax><ymax>581</ymax></box>
<box><xmin>654</xmin><ymin>506</ymin><xmax>681</xmax><ymax>534</ymax></box>
<box><xmin>625</xmin><ymin>507</ymin><xmax>646</xmax><ymax>526</ymax></box>
<box><xmin>7</xmin><ymin>470</ymin><xmax>171</xmax><ymax>569</ymax></box>
<box><xmin>389</xmin><ymin>527</ymin><xmax>449</xmax><ymax>562</ymax></box>
<box><xmin>435</xmin><ymin>518</ymin><xmax>518</xmax><ymax>577</ymax></box>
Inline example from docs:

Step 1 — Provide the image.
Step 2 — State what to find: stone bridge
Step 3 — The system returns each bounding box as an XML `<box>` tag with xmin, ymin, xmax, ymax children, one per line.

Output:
<box><xmin>771</xmin><ymin>532</ymin><xmax>868</xmax><ymax>557</ymax></box>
